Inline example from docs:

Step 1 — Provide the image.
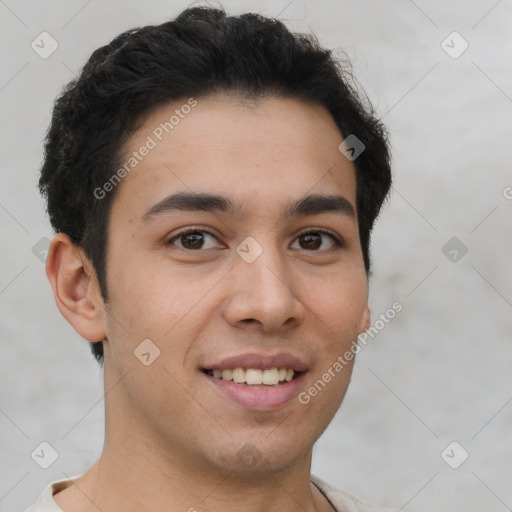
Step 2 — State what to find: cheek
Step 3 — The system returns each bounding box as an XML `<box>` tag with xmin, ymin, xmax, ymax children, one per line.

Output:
<box><xmin>106</xmin><ymin>258</ymin><xmax>220</xmax><ymax>342</ymax></box>
<box><xmin>305</xmin><ymin>267</ymin><xmax>368</xmax><ymax>340</ymax></box>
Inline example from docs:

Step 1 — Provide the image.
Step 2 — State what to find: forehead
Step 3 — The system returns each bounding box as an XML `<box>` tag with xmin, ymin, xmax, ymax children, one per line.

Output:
<box><xmin>111</xmin><ymin>93</ymin><xmax>357</xmax><ymax>220</ymax></box>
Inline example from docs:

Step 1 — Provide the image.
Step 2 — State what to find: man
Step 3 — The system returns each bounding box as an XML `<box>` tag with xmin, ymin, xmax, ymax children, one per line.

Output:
<box><xmin>26</xmin><ymin>5</ymin><xmax>393</xmax><ymax>512</ymax></box>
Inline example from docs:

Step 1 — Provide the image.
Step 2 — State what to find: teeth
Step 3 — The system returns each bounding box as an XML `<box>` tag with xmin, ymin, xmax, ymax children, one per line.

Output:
<box><xmin>232</xmin><ymin>367</ymin><xmax>246</xmax><ymax>383</ymax></box>
<box><xmin>246</xmin><ymin>368</ymin><xmax>263</xmax><ymax>385</ymax></box>
<box><xmin>262</xmin><ymin>368</ymin><xmax>279</xmax><ymax>385</ymax></box>
<box><xmin>208</xmin><ymin>367</ymin><xmax>296</xmax><ymax>385</ymax></box>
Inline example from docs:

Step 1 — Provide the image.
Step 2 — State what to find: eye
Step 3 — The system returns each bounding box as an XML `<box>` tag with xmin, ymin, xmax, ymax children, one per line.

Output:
<box><xmin>166</xmin><ymin>229</ymin><xmax>221</xmax><ymax>250</ymax></box>
<box><xmin>166</xmin><ymin>228</ymin><xmax>343</xmax><ymax>252</ymax></box>
<box><xmin>291</xmin><ymin>230</ymin><xmax>343</xmax><ymax>251</ymax></box>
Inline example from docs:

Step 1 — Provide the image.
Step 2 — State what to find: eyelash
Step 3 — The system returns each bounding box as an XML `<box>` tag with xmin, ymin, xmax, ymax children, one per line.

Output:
<box><xmin>165</xmin><ymin>228</ymin><xmax>344</xmax><ymax>252</ymax></box>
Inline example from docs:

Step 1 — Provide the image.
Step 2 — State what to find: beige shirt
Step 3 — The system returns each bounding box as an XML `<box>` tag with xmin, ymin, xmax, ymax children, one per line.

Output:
<box><xmin>23</xmin><ymin>473</ymin><xmax>395</xmax><ymax>512</ymax></box>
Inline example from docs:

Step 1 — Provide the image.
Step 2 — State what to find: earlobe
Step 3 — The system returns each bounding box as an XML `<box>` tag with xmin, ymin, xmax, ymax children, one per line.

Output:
<box><xmin>45</xmin><ymin>233</ymin><xmax>106</xmax><ymax>342</ymax></box>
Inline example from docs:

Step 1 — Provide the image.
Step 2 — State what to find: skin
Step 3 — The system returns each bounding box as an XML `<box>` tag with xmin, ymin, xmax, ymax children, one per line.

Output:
<box><xmin>46</xmin><ymin>93</ymin><xmax>371</xmax><ymax>512</ymax></box>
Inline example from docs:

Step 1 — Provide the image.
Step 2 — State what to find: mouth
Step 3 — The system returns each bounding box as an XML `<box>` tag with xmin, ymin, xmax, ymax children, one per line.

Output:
<box><xmin>201</xmin><ymin>367</ymin><xmax>308</xmax><ymax>410</ymax></box>
<box><xmin>201</xmin><ymin>367</ymin><xmax>304</xmax><ymax>387</ymax></box>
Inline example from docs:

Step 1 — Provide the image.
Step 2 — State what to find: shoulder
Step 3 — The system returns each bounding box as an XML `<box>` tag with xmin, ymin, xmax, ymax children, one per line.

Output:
<box><xmin>311</xmin><ymin>474</ymin><xmax>396</xmax><ymax>512</ymax></box>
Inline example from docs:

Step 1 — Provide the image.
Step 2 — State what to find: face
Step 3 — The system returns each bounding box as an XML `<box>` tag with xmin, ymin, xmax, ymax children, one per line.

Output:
<box><xmin>99</xmin><ymin>93</ymin><xmax>370</xmax><ymax>476</ymax></box>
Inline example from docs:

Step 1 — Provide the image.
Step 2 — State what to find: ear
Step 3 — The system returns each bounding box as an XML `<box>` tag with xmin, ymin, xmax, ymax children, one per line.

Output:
<box><xmin>358</xmin><ymin>306</ymin><xmax>371</xmax><ymax>335</ymax></box>
<box><xmin>45</xmin><ymin>233</ymin><xmax>106</xmax><ymax>342</ymax></box>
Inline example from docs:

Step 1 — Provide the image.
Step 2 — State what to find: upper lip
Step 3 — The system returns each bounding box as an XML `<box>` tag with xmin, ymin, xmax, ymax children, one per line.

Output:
<box><xmin>203</xmin><ymin>352</ymin><xmax>309</xmax><ymax>372</ymax></box>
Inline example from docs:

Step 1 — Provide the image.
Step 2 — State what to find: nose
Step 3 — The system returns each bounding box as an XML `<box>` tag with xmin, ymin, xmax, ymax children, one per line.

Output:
<box><xmin>221</xmin><ymin>242</ymin><xmax>306</xmax><ymax>334</ymax></box>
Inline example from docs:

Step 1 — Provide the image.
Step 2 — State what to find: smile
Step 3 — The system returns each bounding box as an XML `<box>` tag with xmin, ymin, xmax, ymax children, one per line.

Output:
<box><xmin>202</xmin><ymin>368</ymin><xmax>307</xmax><ymax>410</ymax></box>
<box><xmin>203</xmin><ymin>367</ymin><xmax>298</xmax><ymax>386</ymax></box>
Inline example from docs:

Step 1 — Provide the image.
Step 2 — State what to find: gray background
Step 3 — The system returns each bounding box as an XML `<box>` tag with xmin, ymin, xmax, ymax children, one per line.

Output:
<box><xmin>1</xmin><ymin>1</ymin><xmax>511</xmax><ymax>511</ymax></box>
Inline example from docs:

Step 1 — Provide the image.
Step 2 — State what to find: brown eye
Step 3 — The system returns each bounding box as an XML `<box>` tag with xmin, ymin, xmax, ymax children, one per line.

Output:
<box><xmin>299</xmin><ymin>233</ymin><xmax>321</xmax><ymax>250</ymax></box>
<box><xmin>180</xmin><ymin>231</ymin><xmax>205</xmax><ymax>249</ymax></box>
<box><xmin>294</xmin><ymin>231</ymin><xmax>342</xmax><ymax>251</ymax></box>
<box><xmin>167</xmin><ymin>230</ymin><xmax>219</xmax><ymax>250</ymax></box>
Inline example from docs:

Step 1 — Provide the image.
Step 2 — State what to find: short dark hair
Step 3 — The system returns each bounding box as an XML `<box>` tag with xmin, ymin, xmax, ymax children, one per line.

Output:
<box><xmin>39</xmin><ymin>5</ymin><xmax>392</xmax><ymax>366</ymax></box>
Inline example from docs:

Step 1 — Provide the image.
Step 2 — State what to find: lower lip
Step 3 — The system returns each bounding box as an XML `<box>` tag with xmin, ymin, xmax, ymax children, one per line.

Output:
<box><xmin>202</xmin><ymin>371</ymin><xmax>307</xmax><ymax>410</ymax></box>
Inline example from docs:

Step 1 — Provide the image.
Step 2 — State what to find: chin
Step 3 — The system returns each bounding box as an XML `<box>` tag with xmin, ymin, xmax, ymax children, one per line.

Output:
<box><xmin>210</xmin><ymin>439</ymin><xmax>306</xmax><ymax>477</ymax></box>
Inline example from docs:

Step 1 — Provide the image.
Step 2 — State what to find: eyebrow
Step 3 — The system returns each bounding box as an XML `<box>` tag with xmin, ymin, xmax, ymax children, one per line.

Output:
<box><xmin>141</xmin><ymin>191</ymin><xmax>355</xmax><ymax>222</ymax></box>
